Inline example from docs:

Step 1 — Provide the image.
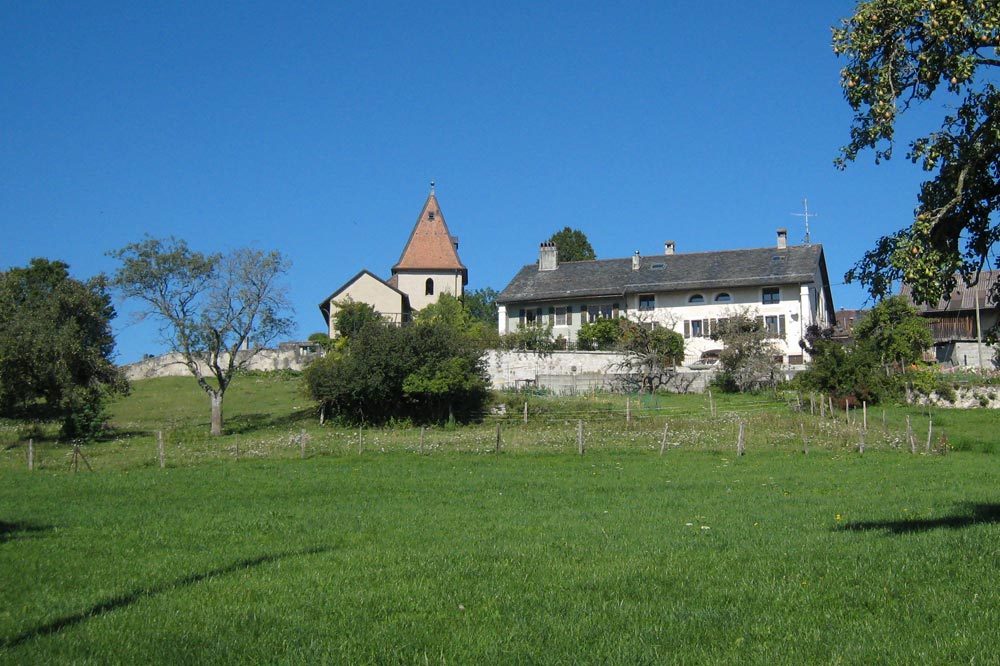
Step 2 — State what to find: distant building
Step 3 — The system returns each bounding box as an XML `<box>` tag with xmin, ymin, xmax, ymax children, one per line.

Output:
<box><xmin>497</xmin><ymin>229</ymin><xmax>835</xmax><ymax>365</ymax></box>
<box><xmin>900</xmin><ymin>271</ymin><xmax>999</xmax><ymax>369</ymax></box>
<box><xmin>319</xmin><ymin>185</ymin><xmax>468</xmax><ymax>336</ymax></box>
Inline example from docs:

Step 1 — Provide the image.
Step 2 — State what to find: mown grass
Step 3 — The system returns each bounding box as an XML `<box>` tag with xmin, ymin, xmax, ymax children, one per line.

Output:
<box><xmin>1</xmin><ymin>374</ymin><xmax>999</xmax><ymax>663</ymax></box>
<box><xmin>3</xmin><ymin>451</ymin><xmax>999</xmax><ymax>664</ymax></box>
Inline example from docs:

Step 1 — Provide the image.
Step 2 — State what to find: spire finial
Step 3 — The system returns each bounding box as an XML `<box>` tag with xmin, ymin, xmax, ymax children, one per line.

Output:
<box><xmin>430</xmin><ymin>180</ymin><xmax>435</xmax><ymax>194</ymax></box>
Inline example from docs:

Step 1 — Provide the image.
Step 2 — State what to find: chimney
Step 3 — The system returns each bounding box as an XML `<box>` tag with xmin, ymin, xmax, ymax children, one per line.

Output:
<box><xmin>632</xmin><ymin>250</ymin><xmax>640</xmax><ymax>271</ymax></box>
<box><xmin>776</xmin><ymin>228</ymin><xmax>788</xmax><ymax>250</ymax></box>
<box><xmin>664</xmin><ymin>240</ymin><xmax>675</xmax><ymax>255</ymax></box>
<box><xmin>539</xmin><ymin>242</ymin><xmax>558</xmax><ymax>271</ymax></box>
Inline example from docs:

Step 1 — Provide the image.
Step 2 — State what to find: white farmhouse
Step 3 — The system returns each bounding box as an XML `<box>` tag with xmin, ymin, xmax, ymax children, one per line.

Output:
<box><xmin>497</xmin><ymin>230</ymin><xmax>835</xmax><ymax>365</ymax></box>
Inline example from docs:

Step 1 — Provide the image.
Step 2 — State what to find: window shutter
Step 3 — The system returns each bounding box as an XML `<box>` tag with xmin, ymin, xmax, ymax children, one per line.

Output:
<box><xmin>683</xmin><ymin>321</ymin><xmax>690</xmax><ymax>338</ymax></box>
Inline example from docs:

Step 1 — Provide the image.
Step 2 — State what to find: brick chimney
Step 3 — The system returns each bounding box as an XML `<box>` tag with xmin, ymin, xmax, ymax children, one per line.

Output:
<box><xmin>776</xmin><ymin>228</ymin><xmax>788</xmax><ymax>250</ymax></box>
<box><xmin>539</xmin><ymin>242</ymin><xmax>558</xmax><ymax>271</ymax></box>
<box><xmin>664</xmin><ymin>240</ymin><xmax>675</xmax><ymax>255</ymax></box>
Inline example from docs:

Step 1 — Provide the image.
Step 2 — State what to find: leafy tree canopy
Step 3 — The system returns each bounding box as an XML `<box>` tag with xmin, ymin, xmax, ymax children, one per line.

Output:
<box><xmin>834</xmin><ymin>0</ymin><xmax>1000</xmax><ymax>305</ymax></box>
<box><xmin>546</xmin><ymin>227</ymin><xmax>596</xmax><ymax>262</ymax></box>
<box><xmin>0</xmin><ymin>258</ymin><xmax>127</xmax><ymax>437</ymax></box>
<box><xmin>109</xmin><ymin>237</ymin><xmax>293</xmax><ymax>435</ymax></box>
<box><xmin>463</xmin><ymin>287</ymin><xmax>500</xmax><ymax>326</ymax></box>
<box><xmin>333</xmin><ymin>299</ymin><xmax>384</xmax><ymax>338</ymax></box>
<box><xmin>576</xmin><ymin>318</ymin><xmax>624</xmax><ymax>350</ymax></box>
<box><xmin>303</xmin><ymin>316</ymin><xmax>489</xmax><ymax>425</ymax></box>
<box><xmin>851</xmin><ymin>295</ymin><xmax>933</xmax><ymax>369</ymax></box>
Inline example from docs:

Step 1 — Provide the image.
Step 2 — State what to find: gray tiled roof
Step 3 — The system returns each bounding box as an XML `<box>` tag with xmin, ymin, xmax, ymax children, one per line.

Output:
<box><xmin>498</xmin><ymin>244</ymin><xmax>827</xmax><ymax>304</ymax></box>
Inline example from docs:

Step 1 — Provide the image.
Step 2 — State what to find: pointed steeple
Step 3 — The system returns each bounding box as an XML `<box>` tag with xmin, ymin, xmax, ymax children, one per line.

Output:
<box><xmin>392</xmin><ymin>184</ymin><xmax>467</xmax><ymax>280</ymax></box>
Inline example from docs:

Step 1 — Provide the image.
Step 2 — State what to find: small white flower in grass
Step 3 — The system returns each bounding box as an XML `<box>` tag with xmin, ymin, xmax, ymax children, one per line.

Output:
<box><xmin>700</xmin><ymin>525</ymin><xmax>710</xmax><ymax>530</ymax></box>
<box><xmin>685</xmin><ymin>522</ymin><xmax>693</xmax><ymax>527</ymax></box>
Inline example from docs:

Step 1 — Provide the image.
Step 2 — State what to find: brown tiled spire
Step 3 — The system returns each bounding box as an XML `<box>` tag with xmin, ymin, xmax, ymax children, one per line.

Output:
<box><xmin>391</xmin><ymin>183</ymin><xmax>467</xmax><ymax>277</ymax></box>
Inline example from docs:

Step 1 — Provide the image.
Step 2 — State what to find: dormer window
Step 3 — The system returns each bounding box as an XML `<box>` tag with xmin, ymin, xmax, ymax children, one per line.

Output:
<box><xmin>688</xmin><ymin>294</ymin><xmax>705</xmax><ymax>304</ymax></box>
<box><xmin>715</xmin><ymin>293</ymin><xmax>732</xmax><ymax>303</ymax></box>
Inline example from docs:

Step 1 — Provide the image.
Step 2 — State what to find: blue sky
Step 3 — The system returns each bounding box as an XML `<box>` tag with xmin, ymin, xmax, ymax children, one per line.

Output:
<box><xmin>2</xmin><ymin>1</ymin><xmax>937</xmax><ymax>363</ymax></box>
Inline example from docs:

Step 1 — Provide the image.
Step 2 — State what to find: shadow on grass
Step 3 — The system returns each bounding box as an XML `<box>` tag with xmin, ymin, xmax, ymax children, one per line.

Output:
<box><xmin>0</xmin><ymin>520</ymin><xmax>51</xmax><ymax>544</ymax></box>
<box><xmin>0</xmin><ymin>545</ymin><xmax>331</xmax><ymax>650</ymax></box>
<box><xmin>840</xmin><ymin>503</ymin><xmax>1000</xmax><ymax>534</ymax></box>
<box><xmin>225</xmin><ymin>410</ymin><xmax>315</xmax><ymax>434</ymax></box>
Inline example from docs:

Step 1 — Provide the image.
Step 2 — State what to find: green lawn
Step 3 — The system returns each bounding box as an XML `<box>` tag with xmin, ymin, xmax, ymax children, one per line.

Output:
<box><xmin>3</xmin><ymin>449</ymin><xmax>999</xmax><ymax>664</ymax></box>
<box><xmin>1</xmin><ymin>375</ymin><xmax>998</xmax><ymax>663</ymax></box>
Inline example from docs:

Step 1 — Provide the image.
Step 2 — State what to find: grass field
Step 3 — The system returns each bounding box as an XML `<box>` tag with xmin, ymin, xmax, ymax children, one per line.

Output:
<box><xmin>2</xmin><ymin>375</ymin><xmax>999</xmax><ymax>663</ymax></box>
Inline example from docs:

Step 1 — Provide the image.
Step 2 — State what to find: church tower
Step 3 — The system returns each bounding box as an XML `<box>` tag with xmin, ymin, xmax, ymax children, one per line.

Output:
<box><xmin>390</xmin><ymin>184</ymin><xmax>468</xmax><ymax>311</ymax></box>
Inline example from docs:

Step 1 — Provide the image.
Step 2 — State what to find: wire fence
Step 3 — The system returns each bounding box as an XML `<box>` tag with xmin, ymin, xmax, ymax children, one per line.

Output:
<box><xmin>6</xmin><ymin>392</ymin><xmax>950</xmax><ymax>473</ymax></box>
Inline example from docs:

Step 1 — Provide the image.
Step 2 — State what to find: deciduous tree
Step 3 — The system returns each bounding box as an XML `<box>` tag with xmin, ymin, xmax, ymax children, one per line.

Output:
<box><xmin>109</xmin><ymin>237</ymin><xmax>292</xmax><ymax>435</ymax></box>
<box><xmin>834</xmin><ymin>1</ymin><xmax>1000</xmax><ymax>305</ymax></box>
<box><xmin>546</xmin><ymin>227</ymin><xmax>596</xmax><ymax>262</ymax></box>
<box><xmin>710</xmin><ymin>309</ymin><xmax>781</xmax><ymax>392</ymax></box>
<box><xmin>0</xmin><ymin>258</ymin><xmax>127</xmax><ymax>437</ymax></box>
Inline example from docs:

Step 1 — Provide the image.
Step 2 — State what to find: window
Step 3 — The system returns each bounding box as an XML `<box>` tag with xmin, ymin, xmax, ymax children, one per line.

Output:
<box><xmin>639</xmin><ymin>294</ymin><xmax>655</xmax><ymax>311</ymax></box>
<box><xmin>600</xmin><ymin>304</ymin><xmax>614</xmax><ymax>319</ymax></box>
<box><xmin>428</xmin><ymin>211</ymin><xmax>435</xmax><ymax>220</ymax></box>
<box><xmin>684</xmin><ymin>319</ymin><xmax>709</xmax><ymax>339</ymax></box>
<box><xmin>762</xmin><ymin>287</ymin><xmax>780</xmax><ymax>304</ymax></box>
<box><xmin>714</xmin><ymin>293</ymin><xmax>731</xmax><ymax>303</ymax></box>
<box><xmin>556</xmin><ymin>307</ymin><xmax>567</xmax><ymax>325</ymax></box>
<box><xmin>587</xmin><ymin>305</ymin><xmax>598</xmax><ymax>323</ymax></box>
<box><xmin>425</xmin><ymin>278</ymin><xmax>434</xmax><ymax>295</ymax></box>
<box><xmin>763</xmin><ymin>314</ymin><xmax>786</xmax><ymax>337</ymax></box>
<box><xmin>688</xmin><ymin>294</ymin><xmax>705</xmax><ymax>304</ymax></box>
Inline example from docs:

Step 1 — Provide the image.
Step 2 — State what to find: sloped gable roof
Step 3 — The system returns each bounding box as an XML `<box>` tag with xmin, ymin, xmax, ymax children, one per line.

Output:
<box><xmin>498</xmin><ymin>244</ymin><xmax>830</xmax><ymax>305</ymax></box>
<box><xmin>317</xmin><ymin>269</ymin><xmax>409</xmax><ymax>323</ymax></box>
<box><xmin>391</xmin><ymin>190</ymin><xmax>467</xmax><ymax>275</ymax></box>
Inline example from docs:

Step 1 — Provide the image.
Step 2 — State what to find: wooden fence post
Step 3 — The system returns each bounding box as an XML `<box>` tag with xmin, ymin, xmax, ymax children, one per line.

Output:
<box><xmin>926</xmin><ymin>418</ymin><xmax>933</xmax><ymax>453</ymax></box>
<box><xmin>820</xmin><ymin>396</ymin><xmax>825</xmax><ymax>419</ymax></box>
<box><xmin>737</xmin><ymin>422</ymin><xmax>745</xmax><ymax>456</ymax></box>
<box><xmin>626</xmin><ymin>396</ymin><xmax>631</xmax><ymax>423</ymax></box>
<box><xmin>495</xmin><ymin>423</ymin><xmax>502</xmax><ymax>454</ymax></box>
<box><xmin>800</xmin><ymin>422</ymin><xmax>808</xmax><ymax>455</ymax></box>
<box><xmin>577</xmin><ymin>420</ymin><xmax>584</xmax><ymax>455</ymax></box>
<box><xmin>829</xmin><ymin>396</ymin><xmax>834</xmax><ymax>418</ymax></box>
<box><xmin>420</xmin><ymin>426</ymin><xmax>425</xmax><ymax>455</ymax></box>
<box><xmin>28</xmin><ymin>438</ymin><xmax>34</xmax><ymax>471</ymax></box>
<box><xmin>906</xmin><ymin>415</ymin><xmax>915</xmax><ymax>453</ymax></box>
<box><xmin>810</xmin><ymin>395</ymin><xmax>815</xmax><ymax>416</ymax></box>
<box><xmin>863</xmin><ymin>401</ymin><xmax>868</xmax><ymax>431</ymax></box>
<box><xmin>158</xmin><ymin>430</ymin><xmax>165</xmax><ymax>469</ymax></box>
<box><xmin>858</xmin><ymin>427</ymin><xmax>865</xmax><ymax>455</ymax></box>
<box><xmin>234</xmin><ymin>433</ymin><xmax>239</xmax><ymax>461</ymax></box>
<box><xmin>708</xmin><ymin>391</ymin><xmax>716</xmax><ymax>418</ymax></box>
<box><xmin>523</xmin><ymin>401</ymin><xmax>528</xmax><ymax>424</ymax></box>
<box><xmin>300</xmin><ymin>429</ymin><xmax>307</xmax><ymax>459</ymax></box>
<box><xmin>358</xmin><ymin>425</ymin><xmax>363</xmax><ymax>455</ymax></box>
<box><xmin>659</xmin><ymin>423</ymin><xmax>669</xmax><ymax>456</ymax></box>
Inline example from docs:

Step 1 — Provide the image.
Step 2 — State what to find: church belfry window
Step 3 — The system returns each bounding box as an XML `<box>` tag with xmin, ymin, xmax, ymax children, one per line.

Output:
<box><xmin>425</xmin><ymin>278</ymin><xmax>434</xmax><ymax>295</ymax></box>
<box><xmin>428</xmin><ymin>211</ymin><xmax>435</xmax><ymax>220</ymax></box>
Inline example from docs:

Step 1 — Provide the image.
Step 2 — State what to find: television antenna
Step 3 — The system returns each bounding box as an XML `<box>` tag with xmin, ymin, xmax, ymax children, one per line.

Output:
<box><xmin>791</xmin><ymin>198</ymin><xmax>817</xmax><ymax>244</ymax></box>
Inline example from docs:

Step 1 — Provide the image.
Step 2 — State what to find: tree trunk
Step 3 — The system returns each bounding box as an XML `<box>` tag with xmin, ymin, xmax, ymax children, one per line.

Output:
<box><xmin>210</xmin><ymin>391</ymin><xmax>224</xmax><ymax>436</ymax></box>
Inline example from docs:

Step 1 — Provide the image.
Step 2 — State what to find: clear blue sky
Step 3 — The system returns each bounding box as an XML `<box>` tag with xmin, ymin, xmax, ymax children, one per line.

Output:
<box><xmin>2</xmin><ymin>1</ymin><xmax>935</xmax><ymax>363</ymax></box>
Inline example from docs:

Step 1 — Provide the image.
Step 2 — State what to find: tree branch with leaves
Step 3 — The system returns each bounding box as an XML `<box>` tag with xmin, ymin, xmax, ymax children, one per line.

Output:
<box><xmin>835</xmin><ymin>0</ymin><xmax>1000</xmax><ymax>306</ymax></box>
